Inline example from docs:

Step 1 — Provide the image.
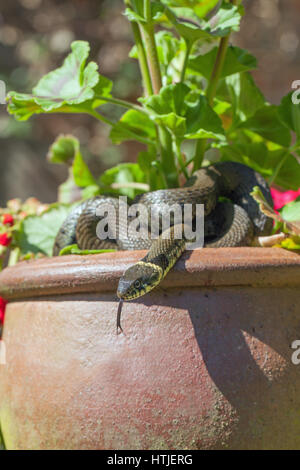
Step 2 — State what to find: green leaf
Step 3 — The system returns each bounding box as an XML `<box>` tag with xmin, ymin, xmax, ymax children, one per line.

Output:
<box><xmin>140</xmin><ymin>83</ymin><xmax>190</xmax><ymax>116</ymax></box>
<box><xmin>33</xmin><ymin>41</ymin><xmax>98</xmax><ymax>110</ymax></box>
<box><xmin>110</xmin><ymin>109</ymin><xmax>156</xmax><ymax>145</ymax></box>
<box><xmin>99</xmin><ymin>163</ymin><xmax>147</xmax><ymax>199</ymax></box>
<box><xmin>48</xmin><ymin>134</ymin><xmax>96</xmax><ymax>188</ymax></box>
<box><xmin>155</xmin><ymin>113</ymin><xmax>186</xmax><ymax>136</ymax></box>
<box><xmin>141</xmin><ymin>84</ymin><xmax>225</xmax><ymax>141</ymax></box>
<box><xmin>162</xmin><ymin>2</ymin><xmax>242</xmax><ymax>41</ymax></box>
<box><xmin>225</xmin><ymin>72</ymin><xmax>265</xmax><ymax>124</ymax></box>
<box><xmin>47</xmin><ymin>134</ymin><xmax>79</xmax><ymax>164</ymax></box>
<box><xmin>280</xmin><ymin>236</ymin><xmax>300</xmax><ymax>251</ymax></box>
<box><xmin>238</xmin><ymin>105</ymin><xmax>291</xmax><ymax>147</ymax></box>
<box><xmin>81</xmin><ymin>185</ymin><xmax>101</xmax><ymax>199</ymax></box>
<box><xmin>73</xmin><ymin>151</ymin><xmax>96</xmax><ymax>188</ymax></box>
<box><xmin>7</xmin><ymin>41</ymin><xmax>112</xmax><ymax>120</ymax></box>
<box><xmin>164</xmin><ymin>7</ymin><xmax>212</xmax><ymax>43</ymax></box>
<box><xmin>49</xmin><ymin>134</ymin><xmax>98</xmax><ymax>202</ymax></box>
<box><xmin>16</xmin><ymin>204</ymin><xmax>72</xmax><ymax>257</ymax></box>
<box><xmin>155</xmin><ymin>31</ymin><xmax>182</xmax><ymax>76</ymax></box>
<box><xmin>125</xmin><ymin>1</ymin><xmax>165</xmax><ymax>23</ymax></box>
<box><xmin>160</xmin><ymin>0</ymin><xmax>219</xmax><ymax>16</ymax></box>
<box><xmin>130</xmin><ymin>2</ymin><xmax>242</xmax><ymax>47</ymax></box>
<box><xmin>280</xmin><ymin>198</ymin><xmax>300</xmax><ymax>223</ymax></box>
<box><xmin>278</xmin><ymin>93</ymin><xmax>300</xmax><ymax>144</ymax></box>
<box><xmin>185</xmin><ymin>95</ymin><xmax>225</xmax><ymax>140</ymax></box>
<box><xmin>189</xmin><ymin>46</ymin><xmax>257</xmax><ymax>80</ymax></box>
<box><xmin>140</xmin><ymin>83</ymin><xmax>190</xmax><ymax>136</ymax></box>
<box><xmin>124</xmin><ymin>7</ymin><xmax>145</xmax><ymax>23</ymax></box>
<box><xmin>213</xmin><ymin>98</ymin><xmax>231</xmax><ymax>115</ymax></box>
<box><xmin>57</xmin><ymin>172</ymin><xmax>78</xmax><ymax>204</ymax></box>
<box><xmin>137</xmin><ymin>147</ymin><xmax>157</xmax><ymax>173</ymax></box>
<box><xmin>264</xmin><ymin>151</ymin><xmax>300</xmax><ymax>190</ymax></box>
<box><xmin>208</xmin><ymin>2</ymin><xmax>243</xmax><ymax>37</ymax></box>
<box><xmin>194</xmin><ymin>0</ymin><xmax>220</xmax><ymax>18</ymax></box>
<box><xmin>220</xmin><ymin>143</ymin><xmax>300</xmax><ymax>190</ymax></box>
<box><xmin>59</xmin><ymin>244</ymin><xmax>116</xmax><ymax>256</ymax></box>
<box><xmin>6</xmin><ymin>92</ymin><xmax>45</xmax><ymax>121</ymax></box>
<box><xmin>137</xmin><ymin>146</ymin><xmax>165</xmax><ymax>191</ymax></box>
<box><xmin>89</xmin><ymin>76</ymin><xmax>113</xmax><ymax>109</ymax></box>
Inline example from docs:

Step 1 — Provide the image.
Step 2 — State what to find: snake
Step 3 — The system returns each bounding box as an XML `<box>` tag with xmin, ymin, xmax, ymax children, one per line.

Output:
<box><xmin>53</xmin><ymin>161</ymin><xmax>273</xmax><ymax>331</ymax></box>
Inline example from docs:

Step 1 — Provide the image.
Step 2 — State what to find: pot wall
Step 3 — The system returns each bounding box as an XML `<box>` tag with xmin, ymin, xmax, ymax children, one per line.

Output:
<box><xmin>0</xmin><ymin>248</ymin><xmax>299</xmax><ymax>450</ymax></box>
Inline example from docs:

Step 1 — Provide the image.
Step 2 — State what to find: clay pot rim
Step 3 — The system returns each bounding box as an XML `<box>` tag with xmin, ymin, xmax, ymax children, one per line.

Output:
<box><xmin>0</xmin><ymin>247</ymin><xmax>299</xmax><ymax>301</ymax></box>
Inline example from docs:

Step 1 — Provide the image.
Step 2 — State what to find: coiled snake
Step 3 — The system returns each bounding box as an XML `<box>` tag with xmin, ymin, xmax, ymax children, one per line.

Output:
<box><xmin>53</xmin><ymin>161</ymin><xmax>273</xmax><ymax>330</ymax></box>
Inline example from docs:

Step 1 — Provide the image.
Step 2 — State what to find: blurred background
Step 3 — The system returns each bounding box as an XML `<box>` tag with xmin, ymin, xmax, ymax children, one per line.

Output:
<box><xmin>0</xmin><ymin>0</ymin><xmax>299</xmax><ymax>205</ymax></box>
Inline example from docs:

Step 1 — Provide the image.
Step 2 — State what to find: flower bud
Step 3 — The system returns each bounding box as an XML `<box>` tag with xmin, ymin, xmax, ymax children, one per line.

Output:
<box><xmin>2</xmin><ymin>214</ymin><xmax>14</xmax><ymax>226</ymax></box>
<box><xmin>0</xmin><ymin>233</ymin><xmax>12</xmax><ymax>247</ymax></box>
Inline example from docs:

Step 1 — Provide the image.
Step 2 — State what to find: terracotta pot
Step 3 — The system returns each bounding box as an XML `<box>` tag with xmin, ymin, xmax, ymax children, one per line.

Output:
<box><xmin>0</xmin><ymin>247</ymin><xmax>300</xmax><ymax>450</ymax></box>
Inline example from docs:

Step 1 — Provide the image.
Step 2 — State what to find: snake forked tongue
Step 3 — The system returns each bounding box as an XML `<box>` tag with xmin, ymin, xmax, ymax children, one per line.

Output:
<box><xmin>116</xmin><ymin>299</ymin><xmax>124</xmax><ymax>335</ymax></box>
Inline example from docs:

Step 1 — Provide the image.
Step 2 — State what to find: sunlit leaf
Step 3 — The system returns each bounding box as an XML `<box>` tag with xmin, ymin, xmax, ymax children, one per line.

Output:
<box><xmin>189</xmin><ymin>46</ymin><xmax>257</xmax><ymax>80</ymax></box>
<box><xmin>225</xmin><ymin>72</ymin><xmax>265</xmax><ymax>124</ymax></box>
<box><xmin>16</xmin><ymin>204</ymin><xmax>72</xmax><ymax>256</ymax></box>
<box><xmin>221</xmin><ymin>143</ymin><xmax>300</xmax><ymax>190</ymax></box>
<box><xmin>48</xmin><ymin>134</ymin><xmax>96</xmax><ymax>188</ymax></box>
<box><xmin>278</xmin><ymin>92</ymin><xmax>300</xmax><ymax>144</ymax></box>
<box><xmin>7</xmin><ymin>41</ymin><xmax>112</xmax><ymax>120</ymax></box>
<box><xmin>185</xmin><ymin>95</ymin><xmax>225</xmax><ymax>140</ymax></box>
<box><xmin>47</xmin><ymin>134</ymin><xmax>79</xmax><ymax>164</ymax></box>
<box><xmin>110</xmin><ymin>110</ymin><xmax>156</xmax><ymax>145</ymax></box>
<box><xmin>238</xmin><ymin>105</ymin><xmax>291</xmax><ymax>147</ymax></box>
<box><xmin>208</xmin><ymin>2</ymin><xmax>243</xmax><ymax>37</ymax></box>
<box><xmin>280</xmin><ymin>197</ymin><xmax>300</xmax><ymax>223</ymax></box>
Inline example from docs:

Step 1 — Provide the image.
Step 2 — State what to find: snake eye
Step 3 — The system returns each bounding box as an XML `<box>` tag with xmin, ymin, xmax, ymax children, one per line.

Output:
<box><xmin>134</xmin><ymin>280</ymin><xmax>141</xmax><ymax>289</ymax></box>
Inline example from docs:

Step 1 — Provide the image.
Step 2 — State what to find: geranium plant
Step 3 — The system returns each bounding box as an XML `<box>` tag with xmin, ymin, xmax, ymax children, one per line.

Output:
<box><xmin>1</xmin><ymin>0</ymin><xmax>300</xmax><ymax>273</ymax></box>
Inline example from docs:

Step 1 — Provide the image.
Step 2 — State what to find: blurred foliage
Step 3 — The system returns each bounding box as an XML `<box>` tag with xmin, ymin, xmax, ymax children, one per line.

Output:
<box><xmin>0</xmin><ymin>0</ymin><xmax>143</xmax><ymax>205</ymax></box>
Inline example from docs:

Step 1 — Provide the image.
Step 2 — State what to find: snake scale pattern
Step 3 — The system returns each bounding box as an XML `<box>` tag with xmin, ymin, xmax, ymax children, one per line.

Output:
<box><xmin>53</xmin><ymin>161</ymin><xmax>273</xmax><ymax>307</ymax></box>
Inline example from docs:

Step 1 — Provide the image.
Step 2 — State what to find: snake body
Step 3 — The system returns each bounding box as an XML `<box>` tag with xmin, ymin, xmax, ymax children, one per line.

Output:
<box><xmin>53</xmin><ymin>161</ymin><xmax>273</xmax><ymax>302</ymax></box>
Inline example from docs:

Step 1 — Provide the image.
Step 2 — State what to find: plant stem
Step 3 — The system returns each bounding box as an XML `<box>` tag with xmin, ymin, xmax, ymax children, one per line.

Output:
<box><xmin>175</xmin><ymin>138</ymin><xmax>189</xmax><ymax>180</ymax></box>
<box><xmin>206</xmin><ymin>36</ymin><xmax>231</xmax><ymax>107</ymax></box>
<box><xmin>8</xmin><ymin>247</ymin><xmax>20</xmax><ymax>267</ymax></box>
<box><xmin>86</xmin><ymin>110</ymin><xmax>116</xmax><ymax>127</ymax></box>
<box><xmin>180</xmin><ymin>40</ymin><xmax>192</xmax><ymax>83</ymax></box>
<box><xmin>193</xmin><ymin>35</ymin><xmax>230</xmax><ymax>170</ymax></box>
<box><xmin>131</xmin><ymin>22</ymin><xmax>154</xmax><ymax>96</ymax></box>
<box><xmin>125</xmin><ymin>0</ymin><xmax>178</xmax><ymax>187</ymax></box>
<box><xmin>193</xmin><ymin>0</ymin><xmax>238</xmax><ymax>171</ymax></box>
<box><xmin>52</xmin><ymin>106</ymin><xmax>116</xmax><ymax>127</ymax></box>
<box><xmin>158</xmin><ymin>127</ymin><xmax>179</xmax><ymax>187</ymax></box>
<box><xmin>141</xmin><ymin>0</ymin><xmax>162</xmax><ymax>94</ymax></box>
<box><xmin>95</xmin><ymin>95</ymin><xmax>148</xmax><ymax>114</ymax></box>
<box><xmin>137</xmin><ymin>0</ymin><xmax>178</xmax><ymax>186</ymax></box>
<box><xmin>125</xmin><ymin>0</ymin><xmax>153</xmax><ymax>96</ymax></box>
<box><xmin>193</xmin><ymin>140</ymin><xmax>207</xmax><ymax>171</ymax></box>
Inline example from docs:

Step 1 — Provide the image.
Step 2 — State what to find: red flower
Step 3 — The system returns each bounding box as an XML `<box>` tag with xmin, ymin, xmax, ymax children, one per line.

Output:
<box><xmin>271</xmin><ymin>188</ymin><xmax>300</xmax><ymax>211</ymax></box>
<box><xmin>0</xmin><ymin>233</ymin><xmax>12</xmax><ymax>247</ymax></box>
<box><xmin>2</xmin><ymin>214</ymin><xmax>14</xmax><ymax>226</ymax></box>
<box><xmin>0</xmin><ymin>297</ymin><xmax>7</xmax><ymax>325</ymax></box>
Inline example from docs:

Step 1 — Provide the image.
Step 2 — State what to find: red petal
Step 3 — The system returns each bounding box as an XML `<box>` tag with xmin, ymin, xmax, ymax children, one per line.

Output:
<box><xmin>271</xmin><ymin>187</ymin><xmax>300</xmax><ymax>210</ymax></box>
<box><xmin>0</xmin><ymin>297</ymin><xmax>7</xmax><ymax>325</ymax></box>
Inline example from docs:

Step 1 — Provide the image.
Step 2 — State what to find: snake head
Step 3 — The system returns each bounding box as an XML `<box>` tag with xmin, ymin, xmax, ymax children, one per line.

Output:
<box><xmin>117</xmin><ymin>261</ymin><xmax>162</xmax><ymax>300</ymax></box>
